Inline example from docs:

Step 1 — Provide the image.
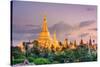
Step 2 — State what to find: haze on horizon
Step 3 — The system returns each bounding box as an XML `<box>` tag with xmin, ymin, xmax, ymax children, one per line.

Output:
<box><xmin>12</xmin><ymin>1</ymin><xmax>97</xmax><ymax>46</ymax></box>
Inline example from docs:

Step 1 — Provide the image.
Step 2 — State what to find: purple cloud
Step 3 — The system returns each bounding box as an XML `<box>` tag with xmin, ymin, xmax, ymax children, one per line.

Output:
<box><xmin>79</xmin><ymin>20</ymin><xmax>96</xmax><ymax>28</ymax></box>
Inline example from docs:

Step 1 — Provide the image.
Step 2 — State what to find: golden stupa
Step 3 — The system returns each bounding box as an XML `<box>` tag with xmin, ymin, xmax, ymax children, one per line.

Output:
<box><xmin>37</xmin><ymin>16</ymin><xmax>61</xmax><ymax>51</ymax></box>
<box><xmin>37</xmin><ymin>16</ymin><xmax>52</xmax><ymax>49</ymax></box>
<box><xmin>53</xmin><ymin>31</ymin><xmax>60</xmax><ymax>50</ymax></box>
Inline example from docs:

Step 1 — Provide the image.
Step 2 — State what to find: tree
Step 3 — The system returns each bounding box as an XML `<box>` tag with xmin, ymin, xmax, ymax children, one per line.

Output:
<box><xmin>11</xmin><ymin>46</ymin><xmax>25</xmax><ymax>65</ymax></box>
<box><xmin>31</xmin><ymin>40</ymin><xmax>40</xmax><ymax>56</ymax></box>
<box><xmin>33</xmin><ymin>58</ymin><xmax>51</xmax><ymax>65</ymax></box>
<box><xmin>76</xmin><ymin>45</ymin><xmax>92</xmax><ymax>62</ymax></box>
<box><xmin>11</xmin><ymin>46</ymin><xmax>25</xmax><ymax>59</ymax></box>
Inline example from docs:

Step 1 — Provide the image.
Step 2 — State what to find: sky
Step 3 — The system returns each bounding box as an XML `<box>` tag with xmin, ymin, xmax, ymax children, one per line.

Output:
<box><xmin>12</xmin><ymin>1</ymin><xmax>97</xmax><ymax>46</ymax></box>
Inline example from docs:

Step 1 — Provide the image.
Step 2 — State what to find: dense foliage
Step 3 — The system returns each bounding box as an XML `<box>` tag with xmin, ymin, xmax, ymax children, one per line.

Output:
<box><xmin>11</xmin><ymin>41</ymin><xmax>97</xmax><ymax>65</ymax></box>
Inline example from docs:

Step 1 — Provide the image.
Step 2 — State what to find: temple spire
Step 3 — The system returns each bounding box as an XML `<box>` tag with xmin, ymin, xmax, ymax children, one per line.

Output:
<box><xmin>80</xmin><ymin>38</ymin><xmax>84</xmax><ymax>45</ymax></box>
<box><xmin>89</xmin><ymin>36</ymin><xmax>92</xmax><ymax>45</ymax></box>
<box><xmin>42</xmin><ymin>16</ymin><xmax>48</xmax><ymax>32</ymax></box>
<box><xmin>37</xmin><ymin>16</ymin><xmax>52</xmax><ymax>48</ymax></box>
<box><xmin>53</xmin><ymin>31</ymin><xmax>60</xmax><ymax>50</ymax></box>
<box><xmin>53</xmin><ymin>31</ymin><xmax>57</xmax><ymax>41</ymax></box>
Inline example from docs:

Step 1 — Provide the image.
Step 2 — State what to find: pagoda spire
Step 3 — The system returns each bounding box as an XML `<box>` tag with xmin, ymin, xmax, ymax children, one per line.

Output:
<box><xmin>41</xmin><ymin>16</ymin><xmax>48</xmax><ymax>32</ymax></box>
<box><xmin>80</xmin><ymin>38</ymin><xmax>84</xmax><ymax>45</ymax></box>
<box><xmin>37</xmin><ymin>16</ymin><xmax>52</xmax><ymax>48</ymax></box>
<box><xmin>53</xmin><ymin>31</ymin><xmax>60</xmax><ymax>50</ymax></box>
<box><xmin>89</xmin><ymin>36</ymin><xmax>92</xmax><ymax>46</ymax></box>
<box><xmin>53</xmin><ymin>31</ymin><xmax>57</xmax><ymax>41</ymax></box>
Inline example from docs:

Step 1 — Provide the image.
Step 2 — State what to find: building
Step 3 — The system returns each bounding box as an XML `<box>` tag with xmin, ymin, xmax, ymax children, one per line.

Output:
<box><xmin>37</xmin><ymin>16</ymin><xmax>53</xmax><ymax>49</ymax></box>
<box><xmin>37</xmin><ymin>16</ymin><xmax>60</xmax><ymax>51</ymax></box>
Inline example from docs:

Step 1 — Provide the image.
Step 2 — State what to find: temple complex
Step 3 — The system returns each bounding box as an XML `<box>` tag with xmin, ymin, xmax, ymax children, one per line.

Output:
<box><xmin>17</xmin><ymin>16</ymin><xmax>97</xmax><ymax>52</ymax></box>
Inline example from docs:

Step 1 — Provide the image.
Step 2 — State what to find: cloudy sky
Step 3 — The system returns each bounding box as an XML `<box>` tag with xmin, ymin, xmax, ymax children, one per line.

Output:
<box><xmin>12</xmin><ymin>1</ymin><xmax>97</xmax><ymax>46</ymax></box>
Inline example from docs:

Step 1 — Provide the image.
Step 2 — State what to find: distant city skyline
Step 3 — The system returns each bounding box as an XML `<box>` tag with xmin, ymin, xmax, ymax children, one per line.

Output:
<box><xmin>12</xmin><ymin>1</ymin><xmax>97</xmax><ymax>46</ymax></box>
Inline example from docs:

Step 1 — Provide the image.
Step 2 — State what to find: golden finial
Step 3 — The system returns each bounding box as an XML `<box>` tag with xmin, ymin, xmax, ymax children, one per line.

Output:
<box><xmin>43</xmin><ymin>15</ymin><xmax>47</xmax><ymax>21</ymax></box>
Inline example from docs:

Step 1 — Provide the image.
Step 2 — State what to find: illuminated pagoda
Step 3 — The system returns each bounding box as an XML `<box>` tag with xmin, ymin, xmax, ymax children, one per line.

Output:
<box><xmin>37</xmin><ymin>16</ymin><xmax>53</xmax><ymax>49</ymax></box>
<box><xmin>53</xmin><ymin>31</ymin><xmax>60</xmax><ymax>51</ymax></box>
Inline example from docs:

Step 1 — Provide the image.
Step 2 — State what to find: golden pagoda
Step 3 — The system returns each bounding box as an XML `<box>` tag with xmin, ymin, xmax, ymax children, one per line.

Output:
<box><xmin>72</xmin><ymin>40</ymin><xmax>77</xmax><ymax>49</ymax></box>
<box><xmin>63</xmin><ymin>38</ymin><xmax>68</xmax><ymax>48</ymax></box>
<box><xmin>37</xmin><ymin>16</ymin><xmax>52</xmax><ymax>49</ymax></box>
<box><xmin>69</xmin><ymin>41</ymin><xmax>76</xmax><ymax>49</ymax></box>
<box><xmin>53</xmin><ymin>31</ymin><xmax>60</xmax><ymax>51</ymax></box>
<box><xmin>17</xmin><ymin>41</ymin><xmax>25</xmax><ymax>52</ymax></box>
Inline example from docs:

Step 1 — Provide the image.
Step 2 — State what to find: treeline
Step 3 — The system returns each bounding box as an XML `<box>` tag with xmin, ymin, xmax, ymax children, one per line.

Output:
<box><xmin>11</xmin><ymin>40</ymin><xmax>97</xmax><ymax>65</ymax></box>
